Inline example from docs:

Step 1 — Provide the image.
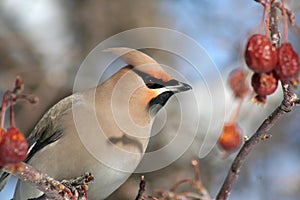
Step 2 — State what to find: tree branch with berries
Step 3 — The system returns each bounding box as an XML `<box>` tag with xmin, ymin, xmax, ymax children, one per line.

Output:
<box><xmin>0</xmin><ymin>77</ymin><xmax>93</xmax><ymax>200</ymax></box>
<box><xmin>216</xmin><ymin>0</ymin><xmax>300</xmax><ymax>199</ymax></box>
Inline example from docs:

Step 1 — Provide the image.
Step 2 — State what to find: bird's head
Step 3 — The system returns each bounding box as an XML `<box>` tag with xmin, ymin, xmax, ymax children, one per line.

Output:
<box><xmin>131</xmin><ymin>64</ymin><xmax>192</xmax><ymax>116</ymax></box>
<box><xmin>106</xmin><ymin>48</ymin><xmax>192</xmax><ymax>120</ymax></box>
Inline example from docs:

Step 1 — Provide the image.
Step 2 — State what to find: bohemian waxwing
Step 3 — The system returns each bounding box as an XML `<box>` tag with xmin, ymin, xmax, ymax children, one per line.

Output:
<box><xmin>0</xmin><ymin>48</ymin><xmax>192</xmax><ymax>199</ymax></box>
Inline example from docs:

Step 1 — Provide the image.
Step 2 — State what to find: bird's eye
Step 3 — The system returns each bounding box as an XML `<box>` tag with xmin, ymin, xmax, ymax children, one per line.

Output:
<box><xmin>144</xmin><ymin>76</ymin><xmax>155</xmax><ymax>86</ymax></box>
<box><xmin>137</xmin><ymin>73</ymin><xmax>164</xmax><ymax>89</ymax></box>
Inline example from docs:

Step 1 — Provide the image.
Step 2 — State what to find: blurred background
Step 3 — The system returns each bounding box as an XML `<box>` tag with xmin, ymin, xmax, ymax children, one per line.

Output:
<box><xmin>1</xmin><ymin>0</ymin><xmax>300</xmax><ymax>199</ymax></box>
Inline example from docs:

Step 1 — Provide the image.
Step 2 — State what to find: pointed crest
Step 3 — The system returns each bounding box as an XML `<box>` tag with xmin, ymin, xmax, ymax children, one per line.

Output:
<box><xmin>104</xmin><ymin>47</ymin><xmax>173</xmax><ymax>82</ymax></box>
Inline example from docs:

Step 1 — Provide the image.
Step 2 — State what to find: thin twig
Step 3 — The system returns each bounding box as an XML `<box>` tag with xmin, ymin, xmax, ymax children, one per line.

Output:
<box><xmin>61</xmin><ymin>173</ymin><xmax>94</xmax><ymax>200</ymax></box>
<box><xmin>170</xmin><ymin>179</ymin><xmax>194</xmax><ymax>192</ymax></box>
<box><xmin>167</xmin><ymin>159</ymin><xmax>212</xmax><ymax>200</ymax></box>
<box><xmin>270</xmin><ymin>0</ymin><xmax>281</xmax><ymax>46</ymax></box>
<box><xmin>273</xmin><ymin>1</ymin><xmax>296</xmax><ymax>26</ymax></box>
<box><xmin>281</xmin><ymin>0</ymin><xmax>288</xmax><ymax>42</ymax></box>
<box><xmin>191</xmin><ymin>159</ymin><xmax>212</xmax><ymax>200</ymax></box>
<box><xmin>135</xmin><ymin>176</ymin><xmax>146</xmax><ymax>200</ymax></box>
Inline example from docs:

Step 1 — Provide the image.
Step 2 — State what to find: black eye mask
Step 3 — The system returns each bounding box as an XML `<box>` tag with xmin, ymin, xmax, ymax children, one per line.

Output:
<box><xmin>133</xmin><ymin>68</ymin><xmax>179</xmax><ymax>89</ymax></box>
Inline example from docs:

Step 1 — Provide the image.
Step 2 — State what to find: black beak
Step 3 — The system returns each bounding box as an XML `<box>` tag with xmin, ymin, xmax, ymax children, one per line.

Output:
<box><xmin>149</xmin><ymin>80</ymin><xmax>192</xmax><ymax>116</ymax></box>
<box><xmin>165</xmin><ymin>81</ymin><xmax>192</xmax><ymax>93</ymax></box>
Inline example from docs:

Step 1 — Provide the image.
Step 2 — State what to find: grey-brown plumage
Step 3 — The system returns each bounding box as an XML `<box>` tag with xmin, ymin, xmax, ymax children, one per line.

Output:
<box><xmin>0</xmin><ymin>48</ymin><xmax>191</xmax><ymax>199</ymax></box>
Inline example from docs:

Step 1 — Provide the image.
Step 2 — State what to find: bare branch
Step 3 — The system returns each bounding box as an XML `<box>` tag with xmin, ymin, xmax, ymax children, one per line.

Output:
<box><xmin>3</xmin><ymin>163</ymin><xmax>94</xmax><ymax>200</ymax></box>
<box><xmin>3</xmin><ymin>163</ymin><xmax>74</xmax><ymax>200</ymax></box>
<box><xmin>135</xmin><ymin>176</ymin><xmax>146</xmax><ymax>200</ymax></box>
<box><xmin>156</xmin><ymin>159</ymin><xmax>212</xmax><ymax>200</ymax></box>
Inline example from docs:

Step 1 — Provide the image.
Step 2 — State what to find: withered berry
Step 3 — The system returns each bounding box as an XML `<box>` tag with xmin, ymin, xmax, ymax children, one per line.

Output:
<box><xmin>0</xmin><ymin>127</ymin><xmax>28</xmax><ymax>166</ymax></box>
<box><xmin>275</xmin><ymin>43</ymin><xmax>300</xmax><ymax>82</ymax></box>
<box><xmin>251</xmin><ymin>72</ymin><xmax>278</xmax><ymax>96</ymax></box>
<box><xmin>218</xmin><ymin>123</ymin><xmax>242</xmax><ymax>153</ymax></box>
<box><xmin>252</xmin><ymin>95</ymin><xmax>267</xmax><ymax>105</ymax></box>
<box><xmin>0</xmin><ymin>128</ymin><xmax>6</xmax><ymax>146</ymax></box>
<box><xmin>245</xmin><ymin>34</ymin><xmax>278</xmax><ymax>73</ymax></box>
<box><xmin>229</xmin><ymin>69</ymin><xmax>249</xmax><ymax>99</ymax></box>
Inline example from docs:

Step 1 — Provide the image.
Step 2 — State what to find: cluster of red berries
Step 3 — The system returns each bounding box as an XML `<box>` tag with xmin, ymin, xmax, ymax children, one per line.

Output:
<box><xmin>0</xmin><ymin>126</ymin><xmax>28</xmax><ymax>166</ymax></box>
<box><xmin>0</xmin><ymin>77</ymin><xmax>34</xmax><ymax>167</ymax></box>
<box><xmin>245</xmin><ymin>34</ymin><xmax>300</xmax><ymax>103</ymax></box>
<box><xmin>219</xmin><ymin>1</ymin><xmax>300</xmax><ymax>155</ymax></box>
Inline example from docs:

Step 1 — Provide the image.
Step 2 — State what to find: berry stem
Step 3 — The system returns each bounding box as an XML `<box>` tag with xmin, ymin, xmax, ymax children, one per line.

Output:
<box><xmin>13</xmin><ymin>76</ymin><xmax>24</xmax><ymax>94</ymax></box>
<box><xmin>281</xmin><ymin>0</ymin><xmax>288</xmax><ymax>43</ymax></box>
<box><xmin>230</xmin><ymin>99</ymin><xmax>243</xmax><ymax>124</ymax></box>
<box><xmin>259</xmin><ymin>6</ymin><xmax>266</xmax><ymax>34</ymax></box>
<box><xmin>10</xmin><ymin>97</ymin><xmax>15</xmax><ymax>128</ymax></box>
<box><xmin>265</xmin><ymin>0</ymin><xmax>271</xmax><ymax>37</ymax></box>
<box><xmin>270</xmin><ymin>0</ymin><xmax>280</xmax><ymax>46</ymax></box>
<box><xmin>0</xmin><ymin>91</ymin><xmax>10</xmax><ymax>129</ymax></box>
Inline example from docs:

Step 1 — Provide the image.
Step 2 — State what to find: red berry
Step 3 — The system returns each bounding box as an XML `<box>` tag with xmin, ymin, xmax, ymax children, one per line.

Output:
<box><xmin>0</xmin><ymin>127</ymin><xmax>28</xmax><ymax>166</ymax></box>
<box><xmin>275</xmin><ymin>43</ymin><xmax>300</xmax><ymax>82</ymax></box>
<box><xmin>251</xmin><ymin>72</ymin><xmax>278</xmax><ymax>96</ymax></box>
<box><xmin>218</xmin><ymin>123</ymin><xmax>242</xmax><ymax>152</ymax></box>
<box><xmin>245</xmin><ymin>34</ymin><xmax>278</xmax><ymax>73</ymax></box>
<box><xmin>229</xmin><ymin>69</ymin><xmax>249</xmax><ymax>98</ymax></box>
<box><xmin>0</xmin><ymin>128</ymin><xmax>6</xmax><ymax>146</ymax></box>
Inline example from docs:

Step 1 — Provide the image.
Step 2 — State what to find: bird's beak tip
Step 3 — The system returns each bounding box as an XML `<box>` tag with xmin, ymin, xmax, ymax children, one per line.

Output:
<box><xmin>178</xmin><ymin>82</ymin><xmax>192</xmax><ymax>92</ymax></box>
<box><xmin>167</xmin><ymin>81</ymin><xmax>192</xmax><ymax>93</ymax></box>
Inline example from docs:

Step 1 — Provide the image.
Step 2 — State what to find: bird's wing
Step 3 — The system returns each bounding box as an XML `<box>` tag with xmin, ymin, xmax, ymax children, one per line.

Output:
<box><xmin>25</xmin><ymin>95</ymin><xmax>74</xmax><ymax>161</ymax></box>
